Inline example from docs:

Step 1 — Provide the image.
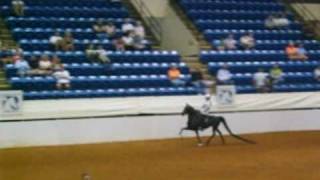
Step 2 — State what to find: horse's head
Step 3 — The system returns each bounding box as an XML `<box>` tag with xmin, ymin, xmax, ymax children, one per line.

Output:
<box><xmin>182</xmin><ymin>104</ymin><xmax>194</xmax><ymax>116</ymax></box>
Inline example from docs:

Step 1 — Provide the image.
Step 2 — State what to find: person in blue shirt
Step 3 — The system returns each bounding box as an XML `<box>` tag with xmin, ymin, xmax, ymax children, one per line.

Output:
<box><xmin>15</xmin><ymin>58</ymin><xmax>30</xmax><ymax>77</ymax></box>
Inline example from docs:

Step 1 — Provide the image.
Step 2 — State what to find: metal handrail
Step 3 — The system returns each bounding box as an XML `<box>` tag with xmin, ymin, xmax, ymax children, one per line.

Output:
<box><xmin>131</xmin><ymin>0</ymin><xmax>163</xmax><ymax>42</ymax></box>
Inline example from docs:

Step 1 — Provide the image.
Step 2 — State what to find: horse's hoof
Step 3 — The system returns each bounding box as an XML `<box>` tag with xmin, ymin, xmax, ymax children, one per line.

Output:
<box><xmin>197</xmin><ymin>143</ymin><xmax>204</xmax><ymax>147</ymax></box>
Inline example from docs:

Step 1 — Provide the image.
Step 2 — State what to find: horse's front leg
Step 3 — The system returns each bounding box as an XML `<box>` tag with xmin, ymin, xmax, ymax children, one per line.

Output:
<box><xmin>195</xmin><ymin>130</ymin><xmax>203</xmax><ymax>146</ymax></box>
<box><xmin>179</xmin><ymin>127</ymin><xmax>187</xmax><ymax>136</ymax></box>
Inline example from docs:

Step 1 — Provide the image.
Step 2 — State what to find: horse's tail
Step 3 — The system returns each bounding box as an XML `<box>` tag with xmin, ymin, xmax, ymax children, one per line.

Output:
<box><xmin>220</xmin><ymin>117</ymin><xmax>256</xmax><ymax>144</ymax></box>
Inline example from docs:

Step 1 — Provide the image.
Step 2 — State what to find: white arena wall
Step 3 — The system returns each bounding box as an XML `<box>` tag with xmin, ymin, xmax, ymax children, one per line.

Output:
<box><xmin>1</xmin><ymin>92</ymin><xmax>320</xmax><ymax>149</ymax></box>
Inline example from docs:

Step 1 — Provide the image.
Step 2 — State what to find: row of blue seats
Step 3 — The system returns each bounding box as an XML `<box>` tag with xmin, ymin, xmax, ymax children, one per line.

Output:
<box><xmin>231</xmin><ymin>72</ymin><xmax>317</xmax><ymax>85</ymax></box>
<box><xmin>196</xmin><ymin>20</ymin><xmax>301</xmax><ymax>31</ymax></box>
<box><xmin>0</xmin><ymin>6</ymin><xmax>129</xmax><ymax>18</ymax></box>
<box><xmin>12</xmin><ymin>28</ymin><xmax>123</xmax><ymax>40</ymax></box>
<box><xmin>10</xmin><ymin>75</ymin><xmax>191</xmax><ymax>91</ymax></box>
<box><xmin>1</xmin><ymin>0</ymin><xmax>121</xmax><ymax>7</ymax></box>
<box><xmin>201</xmin><ymin>50</ymin><xmax>320</xmax><ymax>62</ymax></box>
<box><xmin>209</xmin><ymin>61</ymin><xmax>320</xmax><ymax>73</ymax></box>
<box><xmin>187</xmin><ymin>10</ymin><xmax>293</xmax><ymax>21</ymax></box>
<box><xmin>182</xmin><ymin>0</ymin><xmax>276</xmax><ymax>2</ymax></box>
<box><xmin>180</xmin><ymin>0</ymin><xmax>284</xmax><ymax>11</ymax></box>
<box><xmin>6</xmin><ymin>17</ymin><xmax>133</xmax><ymax>29</ymax></box>
<box><xmin>21</xmin><ymin>51</ymin><xmax>181</xmax><ymax>63</ymax></box>
<box><xmin>5</xmin><ymin>62</ymin><xmax>189</xmax><ymax>77</ymax></box>
<box><xmin>237</xmin><ymin>84</ymin><xmax>320</xmax><ymax>93</ymax></box>
<box><xmin>24</xmin><ymin>87</ymin><xmax>198</xmax><ymax>100</ymax></box>
<box><xmin>204</xmin><ymin>29</ymin><xmax>303</xmax><ymax>41</ymax></box>
<box><xmin>19</xmin><ymin>39</ymin><xmax>151</xmax><ymax>51</ymax></box>
<box><xmin>212</xmin><ymin>40</ymin><xmax>320</xmax><ymax>50</ymax></box>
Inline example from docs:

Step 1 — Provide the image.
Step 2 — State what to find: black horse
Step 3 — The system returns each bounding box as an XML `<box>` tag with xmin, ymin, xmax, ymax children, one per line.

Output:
<box><xmin>180</xmin><ymin>104</ymin><xmax>255</xmax><ymax>146</ymax></box>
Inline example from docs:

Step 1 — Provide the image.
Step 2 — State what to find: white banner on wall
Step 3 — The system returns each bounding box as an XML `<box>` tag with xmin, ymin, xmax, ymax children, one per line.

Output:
<box><xmin>0</xmin><ymin>91</ymin><xmax>23</xmax><ymax>115</ymax></box>
<box><xmin>216</xmin><ymin>85</ymin><xmax>236</xmax><ymax>106</ymax></box>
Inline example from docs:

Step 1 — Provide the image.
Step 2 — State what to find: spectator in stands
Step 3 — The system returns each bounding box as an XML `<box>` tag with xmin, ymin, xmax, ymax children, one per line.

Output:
<box><xmin>38</xmin><ymin>55</ymin><xmax>52</xmax><ymax>74</ymax></box>
<box><xmin>11</xmin><ymin>0</ymin><xmax>24</xmax><ymax>16</ymax></box>
<box><xmin>269</xmin><ymin>64</ymin><xmax>284</xmax><ymax>84</ymax></box>
<box><xmin>105</xmin><ymin>21</ymin><xmax>116</xmax><ymax>38</ymax></box>
<box><xmin>223</xmin><ymin>34</ymin><xmax>237</xmax><ymax>50</ymax></box>
<box><xmin>51</xmin><ymin>55</ymin><xmax>63</xmax><ymax>71</ymax></box>
<box><xmin>53</xmin><ymin>65</ymin><xmax>71</xmax><ymax>90</ymax></box>
<box><xmin>167</xmin><ymin>65</ymin><xmax>185</xmax><ymax>86</ymax></box>
<box><xmin>122</xmin><ymin>31</ymin><xmax>135</xmax><ymax>50</ymax></box>
<box><xmin>133</xmin><ymin>34</ymin><xmax>145</xmax><ymax>50</ymax></box>
<box><xmin>86</xmin><ymin>44</ymin><xmax>99</xmax><ymax>61</ymax></box>
<box><xmin>216</xmin><ymin>64</ymin><xmax>233</xmax><ymax>85</ymax></box>
<box><xmin>190</xmin><ymin>69</ymin><xmax>206</xmax><ymax>94</ymax></box>
<box><xmin>61</xmin><ymin>31</ymin><xmax>75</xmax><ymax>51</ymax></box>
<box><xmin>15</xmin><ymin>57</ymin><xmax>30</xmax><ymax>77</ymax></box>
<box><xmin>240</xmin><ymin>33</ymin><xmax>255</xmax><ymax>50</ymax></box>
<box><xmin>49</xmin><ymin>32</ymin><xmax>63</xmax><ymax>51</ymax></box>
<box><xmin>273</xmin><ymin>13</ymin><xmax>290</xmax><ymax>28</ymax></box>
<box><xmin>113</xmin><ymin>37</ymin><xmax>125</xmax><ymax>51</ymax></box>
<box><xmin>214</xmin><ymin>38</ymin><xmax>226</xmax><ymax>51</ymax></box>
<box><xmin>253</xmin><ymin>68</ymin><xmax>270</xmax><ymax>93</ymax></box>
<box><xmin>134</xmin><ymin>21</ymin><xmax>145</xmax><ymax>39</ymax></box>
<box><xmin>93</xmin><ymin>19</ymin><xmax>108</xmax><ymax>39</ymax></box>
<box><xmin>265</xmin><ymin>15</ymin><xmax>277</xmax><ymax>29</ymax></box>
<box><xmin>27</xmin><ymin>55</ymin><xmax>42</xmax><ymax>75</ymax></box>
<box><xmin>314</xmin><ymin>66</ymin><xmax>320</xmax><ymax>81</ymax></box>
<box><xmin>96</xmin><ymin>45</ymin><xmax>111</xmax><ymax>64</ymax></box>
<box><xmin>286</xmin><ymin>42</ymin><xmax>308</xmax><ymax>60</ymax></box>
<box><xmin>122</xmin><ymin>19</ymin><xmax>134</xmax><ymax>34</ymax></box>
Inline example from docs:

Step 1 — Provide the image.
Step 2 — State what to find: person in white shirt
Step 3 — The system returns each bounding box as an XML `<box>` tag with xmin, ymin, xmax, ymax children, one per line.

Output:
<box><xmin>121</xmin><ymin>19</ymin><xmax>134</xmax><ymax>34</ymax></box>
<box><xmin>216</xmin><ymin>64</ymin><xmax>233</xmax><ymax>85</ymax></box>
<box><xmin>223</xmin><ymin>34</ymin><xmax>237</xmax><ymax>50</ymax></box>
<box><xmin>273</xmin><ymin>13</ymin><xmax>290</xmax><ymax>28</ymax></box>
<box><xmin>240</xmin><ymin>33</ymin><xmax>255</xmax><ymax>50</ymax></box>
<box><xmin>122</xmin><ymin>31</ymin><xmax>134</xmax><ymax>50</ymax></box>
<box><xmin>49</xmin><ymin>32</ymin><xmax>63</xmax><ymax>50</ymax></box>
<box><xmin>253</xmin><ymin>68</ymin><xmax>270</xmax><ymax>93</ymax></box>
<box><xmin>53</xmin><ymin>65</ymin><xmax>71</xmax><ymax>90</ymax></box>
<box><xmin>134</xmin><ymin>21</ymin><xmax>145</xmax><ymax>38</ymax></box>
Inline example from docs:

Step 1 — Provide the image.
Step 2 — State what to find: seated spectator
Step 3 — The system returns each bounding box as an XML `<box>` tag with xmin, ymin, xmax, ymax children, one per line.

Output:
<box><xmin>96</xmin><ymin>45</ymin><xmax>111</xmax><ymax>64</ymax></box>
<box><xmin>11</xmin><ymin>0</ymin><xmax>24</xmax><ymax>16</ymax></box>
<box><xmin>51</xmin><ymin>55</ymin><xmax>62</xmax><ymax>71</ymax></box>
<box><xmin>53</xmin><ymin>65</ymin><xmax>71</xmax><ymax>90</ymax></box>
<box><xmin>214</xmin><ymin>38</ymin><xmax>226</xmax><ymax>51</ymax></box>
<box><xmin>14</xmin><ymin>57</ymin><xmax>30</xmax><ymax>77</ymax></box>
<box><xmin>132</xmin><ymin>34</ymin><xmax>145</xmax><ymax>50</ymax></box>
<box><xmin>216</xmin><ymin>64</ymin><xmax>233</xmax><ymax>85</ymax></box>
<box><xmin>269</xmin><ymin>64</ymin><xmax>284</xmax><ymax>84</ymax></box>
<box><xmin>49</xmin><ymin>32</ymin><xmax>63</xmax><ymax>50</ymax></box>
<box><xmin>223</xmin><ymin>34</ymin><xmax>237</xmax><ymax>50</ymax></box>
<box><xmin>27</xmin><ymin>55</ymin><xmax>42</xmax><ymax>75</ymax></box>
<box><xmin>105</xmin><ymin>21</ymin><xmax>116</xmax><ymax>38</ymax></box>
<box><xmin>122</xmin><ymin>32</ymin><xmax>135</xmax><ymax>50</ymax></box>
<box><xmin>265</xmin><ymin>15</ymin><xmax>276</xmax><ymax>29</ymax></box>
<box><xmin>38</xmin><ymin>55</ymin><xmax>52</xmax><ymax>74</ymax></box>
<box><xmin>113</xmin><ymin>37</ymin><xmax>125</xmax><ymax>51</ymax></box>
<box><xmin>122</xmin><ymin>19</ymin><xmax>134</xmax><ymax>34</ymax></box>
<box><xmin>286</xmin><ymin>42</ymin><xmax>308</xmax><ymax>60</ymax></box>
<box><xmin>61</xmin><ymin>31</ymin><xmax>75</xmax><ymax>51</ymax></box>
<box><xmin>167</xmin><ymin>65</ymin><xmax>185</xmax><ymax>86</ymax></box>
<box><xmin>253</xmin><ymin>69</ymin><xmax>270</xmax><ymax>93</ymax></box>
<box><xmin>273</xmin><ymin>13</ymin><xmax>290</xmax><ymax>28</ymax></box>
<box><xmin>240</xmin><ymin>33</ymin><xmax>255</xmax><ymax>50</ymax></box>
<box><xmin>12</xmin><ymin>52</ymin><xmax>23</xmax><ymax>63</ymax></box>
<box><xmin>190</xmin><ymin>69</ymin><xmax>206</xmax><ymax>94</ymax></box>
<box><xmin>314</xmin><ymin>66</ymin><xmax>320</xmax><ymax>81</ymax></box>
<box><xmin>93</xmin><ymin>19</ymin><xmax>108</xmax><ymax>39</ymax></box>
<box><xmin>134</xmin><ymin>21</ymin><xmax>145</xmax><ymax>39</ymax></box>
<box><xmin>86</xmin><ymin>44</ymin><xmax>99</xmax><ymax>61</ymax></box>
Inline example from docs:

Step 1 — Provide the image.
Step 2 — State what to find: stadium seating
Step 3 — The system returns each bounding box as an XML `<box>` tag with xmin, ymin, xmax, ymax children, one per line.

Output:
<box><xmin>179</xmin><ymin>0</ymin><xmax>320</xmax><ymax>93</ymax></box>
<box><xmin>1</xmin><ymin>0</ymin><xmax>198</xmax><ymax>99</ymax></box>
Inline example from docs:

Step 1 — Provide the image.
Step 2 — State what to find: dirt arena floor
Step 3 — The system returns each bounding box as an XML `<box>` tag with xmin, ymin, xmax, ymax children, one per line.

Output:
<box><xmin>0</xmin><ymin>131</ymin><xmax>320</xmax><ymax>180</ymax></box>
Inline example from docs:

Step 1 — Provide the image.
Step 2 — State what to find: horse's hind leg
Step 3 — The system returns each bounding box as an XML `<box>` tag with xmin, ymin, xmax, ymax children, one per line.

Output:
<box><xmin>216</xmin><ymin>129</ymin><xmax>225</xmax><ymax>145</ymax></box>
<box><xmin>206</xmin><ymin>127</ymin><xmax>216</xmax><ymax>146</ymax></box>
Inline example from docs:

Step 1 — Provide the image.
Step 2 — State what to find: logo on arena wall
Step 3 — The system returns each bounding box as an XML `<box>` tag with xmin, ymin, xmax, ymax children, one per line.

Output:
<box><xmin>216</xmin><ymin>85</ymin><xmax>236</xmax><ymax>105</ymax></box>
<box><xmin>0</xmin><ymin>91</ymin><xmax>23</xmax><ymax>115</ymax></box>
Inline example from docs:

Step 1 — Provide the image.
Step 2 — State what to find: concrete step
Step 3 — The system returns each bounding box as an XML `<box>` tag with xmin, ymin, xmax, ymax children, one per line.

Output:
<box><xmin>0</xmin><ymin>84</ymin><xmax>11</xmax><ymax>90</ymax></box>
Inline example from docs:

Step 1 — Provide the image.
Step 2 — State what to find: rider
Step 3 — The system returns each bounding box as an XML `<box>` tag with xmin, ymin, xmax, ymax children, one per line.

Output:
<box><xmin>199</xmin><ymin>94</ymin><xmax>212</xmax><ymax>130</ymax></box>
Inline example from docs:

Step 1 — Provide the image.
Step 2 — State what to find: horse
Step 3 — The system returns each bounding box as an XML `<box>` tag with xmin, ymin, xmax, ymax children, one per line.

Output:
<box><xmin>180</xmin><ymin>104</ymin><xmax>255</xmax><ymax>146</ymax></box>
